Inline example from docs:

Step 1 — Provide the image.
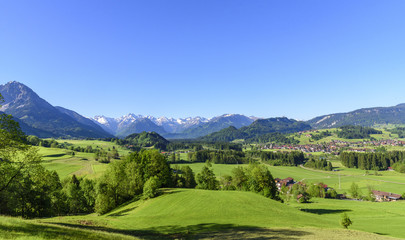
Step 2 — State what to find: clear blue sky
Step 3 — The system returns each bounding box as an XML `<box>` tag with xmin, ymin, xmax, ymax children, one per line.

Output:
<box><xmin>1</xmin><ymin>1</ymin><xmax>405</xmax><ymax>120</ymax></box>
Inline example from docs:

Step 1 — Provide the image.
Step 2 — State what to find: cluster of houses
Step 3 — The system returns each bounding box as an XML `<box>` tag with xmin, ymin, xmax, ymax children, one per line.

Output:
<box><xmin>260</xmin><ymin>138</ymin><xmax>405</xmax><ymax>155</ymax></box>
<box><xmin>274</xmin><ymin>177</ymin><xmax>403</xmax><ymax>202</ymax></box>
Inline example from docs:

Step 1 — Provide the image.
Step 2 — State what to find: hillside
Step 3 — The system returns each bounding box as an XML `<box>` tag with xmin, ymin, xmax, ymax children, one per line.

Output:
<box><xmin>200</xmin><ymin>117</ymin><xmax>311</xmax><ymax>142</ymax></box>
<box><xmin>308</xmin><ymin>104</ymin><xmax>405</xmax><ymax>129</ymax></box>
<box><xmin>172</xmin><ymin>114</ymin><xmax>254</xmax><ymax>139</ymax></box>
<box><xmin>0</xmin><ymin>81</ymin><xmax>112</xmax><ymax>138</ymax></box>
<box><xmin>38</xmin><ymin>189</ymin><xmax>396</xmax><ymax>239</ymax></box>
<box><xmin>124</xmin><ymin>131</ymin><xmax>169</xmax><ymax>150</ymax></box>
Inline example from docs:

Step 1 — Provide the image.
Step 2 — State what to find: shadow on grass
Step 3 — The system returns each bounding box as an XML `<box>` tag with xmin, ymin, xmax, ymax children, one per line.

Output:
<box><xmin>43</xmin><ymin>153</ymin><xmax>67</xmax><ymax>158</ymax></box>
<box><xmin>107</xmin><ymin>206</ymin><xmax>138</xmax><ymax>217</ymax></box>
<box><xmin>300</xmin><ymin>208</ymin><xmax>352</xmax><ymax>215</ymax></box>
<box><xmin>0</xmin><ymin>220</ymin><xmax>125</xmax><ymax>240</ymax></box>
<box><xmin>47</xmin><ymin>222</ymin><xmax>313</xmax><ymax>240</ymax></box>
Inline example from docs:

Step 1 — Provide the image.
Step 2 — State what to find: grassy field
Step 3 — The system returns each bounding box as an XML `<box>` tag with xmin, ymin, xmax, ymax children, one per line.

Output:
<box><xmin>173</xmin><ymin>161</ymin><xmax>405</xmax><ymax>196</ymax></box>
<box><xmin>58</xmin><ymin>139</ymin><xmax>130</xmax><ymax>156</ymax></box>
<box><xmin>289</xmin><ymin>197</ymin><xmax>405</xmax><ymax>239</ymax></box>
<box><xmin>38</xmin><ymin>140</ymin><xmax>130</xmax><ymax>179</ymax></box>
<box><xmin>37</xmin><ymin>189</ymin><xmax>398</xmax><ymax>239</ymax></box>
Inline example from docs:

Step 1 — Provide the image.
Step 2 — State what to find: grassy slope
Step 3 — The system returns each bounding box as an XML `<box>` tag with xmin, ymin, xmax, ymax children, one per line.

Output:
<box><xmin>38</xmin><ymin>140</ymin><xmax>130</xmax><ymax>179</ymax></box>
<box><xmin>41</xmin><ymin>189</ymin><xmax>397</xmax><ymax>239</ymax></box>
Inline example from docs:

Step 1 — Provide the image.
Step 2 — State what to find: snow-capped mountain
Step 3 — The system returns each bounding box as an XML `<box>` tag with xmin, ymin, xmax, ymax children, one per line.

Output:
<box><xmin>92</xmin><ymin>114</ymin><xmax>210</xmax><ymax>137</ymax></box>
<box><xmin>92</xmin><ymin>113</ymin><xmax>256</xmax><ymax>138</ymax></box>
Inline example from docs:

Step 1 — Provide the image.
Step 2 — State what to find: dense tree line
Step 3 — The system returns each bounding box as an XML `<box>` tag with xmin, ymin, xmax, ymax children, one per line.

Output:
<box><xmin>187</xmin><ymin>149</ymin><xmax>248</xmax><ymax>164</ymax></box>
<box><xmin>245</xmin><ymin>132</ymin><xmax>299</xmax><ymax>144</ymax></box>
<box><xmin>340</xmin><ymin>151</ymin><xmax>405</xmax><ymax>170</ymax></box>
<box><xmin>168</xmin><ymin>141</ymin><xmax>242</xmax><ymax>152</ymax></box>
<box><xmin>195</xmin><ymin>162</ymin><xmax>280</xmax><ymax>200</ymax></box>
<box><xmin>337</xmin><ymin>126</ymin><xmax>382</xmax><ymax>139</ymax></box>
<box><xmin>260</xmin><ymin>151</ymin><xmax>305</xmax><ymax>166</ymax></box>
<box><xmin>304</xmin><ymin>157</ymin><xmax>333</xmax><ymax>171</ymax></box>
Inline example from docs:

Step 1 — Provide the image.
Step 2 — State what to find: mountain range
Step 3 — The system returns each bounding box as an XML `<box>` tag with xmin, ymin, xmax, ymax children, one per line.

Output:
<box><xmin>0</xmin><ymin>82</ymin><xmax>256</xmax><ymax>139</ymax></box>
<box><xmin>93</xmin><ymin>113</ymin><xmax>255</xmax><ymax>139</ymax></box>
<box><xmin>0</xmin><ymin>81</ymin><xmax>112</xmax><ymax>138</ymax></box>
<box><xmin>2</xmin><ymin>81</ymin><xmax>405</xmax><ymax>140</ymax></box>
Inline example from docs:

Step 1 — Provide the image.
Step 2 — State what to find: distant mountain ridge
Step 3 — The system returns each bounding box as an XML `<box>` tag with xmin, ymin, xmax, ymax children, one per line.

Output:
<box><xmin>200</xmin><ymin>117</ymin><xmax>312</xmax><ymax>142</ymax></box>
<box><xmin>0</xmin><ymin>81</ymin><xmax>112</xmax><ymax>138</ymax></box>
<box><xmin>307</xmin><ymin>104</ymin><xmax>405</xmax><ymax>129</ymax></box>
<box><xmin>93</xmin><ymin>113</ymin><xmax>255</xmax><ymax>139</ymax></box>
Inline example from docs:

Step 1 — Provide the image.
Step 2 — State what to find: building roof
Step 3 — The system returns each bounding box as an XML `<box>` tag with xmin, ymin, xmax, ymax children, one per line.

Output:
<box><xmin>372</xmin><ymin>190</ymin><xmax>402</xmax><ymax>199</ymax></box>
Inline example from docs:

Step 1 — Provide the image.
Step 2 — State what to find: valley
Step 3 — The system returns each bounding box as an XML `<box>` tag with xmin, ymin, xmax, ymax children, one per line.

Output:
<box><xmin>2</xmin><ymin>82</ymin><xmax>405</xmax><ymax>239</ymax></box>
<box><xmin>7</xmin><ymin>134</ymin><xmax>405</xmax><ymax>239</ymax></box>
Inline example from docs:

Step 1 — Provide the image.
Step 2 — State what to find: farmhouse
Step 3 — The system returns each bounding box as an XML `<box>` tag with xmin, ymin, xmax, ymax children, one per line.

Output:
<box><xmin>372</xmin><ymin>190</ymin><xmax>402</xmax><ymax>202</ymax></box>
<box><xmin>275</xmin><ymin>177</ymin><xmax>295</xmax><ymax>190</ymax></box>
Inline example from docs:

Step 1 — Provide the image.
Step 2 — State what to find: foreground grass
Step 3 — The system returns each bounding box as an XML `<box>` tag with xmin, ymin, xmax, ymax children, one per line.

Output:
<box><xmin>0</xmin><ymin>189</ymin><xmax>399</xmax><ymax>239</ymax></box>
<box><xmin>0</xmin><ymin>215</ymin><xmax>137</xmax><ymax>240</ymax></box>
<box><xmin>38</xmin><ymin>189</ymin><xmax>398</xmax><ymax>239</ymax></box>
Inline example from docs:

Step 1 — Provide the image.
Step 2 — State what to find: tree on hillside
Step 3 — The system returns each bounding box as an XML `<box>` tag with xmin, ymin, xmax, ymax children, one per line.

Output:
<box><xmin>349</xmin><ymin>182</ymin><xmax>362</xmax><ymax>199</ymax></box>
<box><xmin>340</xmin><ymin>213</ymin><xmax>352</xmax><ymax>229</ymax></box>
<box><xmin>143</xmin><ymin>176</ymin><xmax>161</xmax><ymax>199</ymax></box>
<box><xmin>196</xmin><ymin>162</ymin><xmax>219</xmax><ymax>190</ymax></box>
<box><xmin>231</xmin><ymin>166</ymin><xmax>247</xmax><ymax>191</ymax></box>
<box><xmin>95</xmin><ymin>149</ymin><xmax>172</xmax><ymax>214</ymax></box>
<box><xmin>181</xmin><ymin>166</ymin><xmax>197</xmax><ymax>188</ymax></box>
<box><xmin>245</xmin><ymin>163</ymin><xmax>279</xmax><ymax>200</ymax></box>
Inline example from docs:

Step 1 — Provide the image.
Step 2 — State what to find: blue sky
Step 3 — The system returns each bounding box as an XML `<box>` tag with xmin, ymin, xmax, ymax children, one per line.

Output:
<box><xmin>1</xmin><ymin>1</ymin><xmax>405</xmax><ymax>120</ymax></box>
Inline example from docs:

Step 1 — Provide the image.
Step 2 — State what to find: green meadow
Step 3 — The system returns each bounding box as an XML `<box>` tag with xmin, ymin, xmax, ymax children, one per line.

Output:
<box><xmin>174</xmin><ymin>161</ymin><xmax>405</xmax><ymax>195</ymax></box>
<box><xmin>38</xmin><ymin>140</ymin><xmax>130</xmax><ymax>179</ymax></box>
<box><xmin>37</xmin><ymin>189</ymin><xmax>397</xmax><ymax>240</ymax></box>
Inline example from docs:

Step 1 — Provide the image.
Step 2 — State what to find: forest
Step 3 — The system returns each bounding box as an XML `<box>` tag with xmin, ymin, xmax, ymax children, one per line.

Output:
<box><xmin>340</xmin><ymin>151</ymin><xmax>405</xmax><ymax>170</ymax></box>
<box><xmin>337</xmin><ymin>125</ymin><xmax>382</xmax><ymax>139</ymax></box>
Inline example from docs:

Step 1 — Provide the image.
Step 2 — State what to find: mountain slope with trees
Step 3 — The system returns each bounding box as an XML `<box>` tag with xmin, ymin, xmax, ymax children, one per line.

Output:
<box><xmin>308</xmin><ymin>104</ymin><xmax>405</xmax><ymax>129</ymax></box>
<box><xmin>122</xmin><ymin>131</ymin><xmax>170</xmax><ymax>150</ymax></box>
<box><xmin>200</xmin><ymin>117</ymin><xmax>311</xmax><ymax>142</ymax></box>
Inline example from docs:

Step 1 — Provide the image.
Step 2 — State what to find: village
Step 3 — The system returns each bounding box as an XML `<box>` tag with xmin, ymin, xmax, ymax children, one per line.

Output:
<box><xmin>261</xmin><ymin>138</ymin><xmax>405</xmax><ymax>154</ymax></box>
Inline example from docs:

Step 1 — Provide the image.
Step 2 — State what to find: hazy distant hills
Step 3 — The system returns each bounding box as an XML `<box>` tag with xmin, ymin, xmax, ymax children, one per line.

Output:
<box><xmin>307</xmin><ymin>104</ymin><xmax>405</xmax><ymax>129</ymax></box>
<box><xmin>0</xmin><ymin>81</ymin><xmax>112</xmax><ymax>138</ymax></box>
